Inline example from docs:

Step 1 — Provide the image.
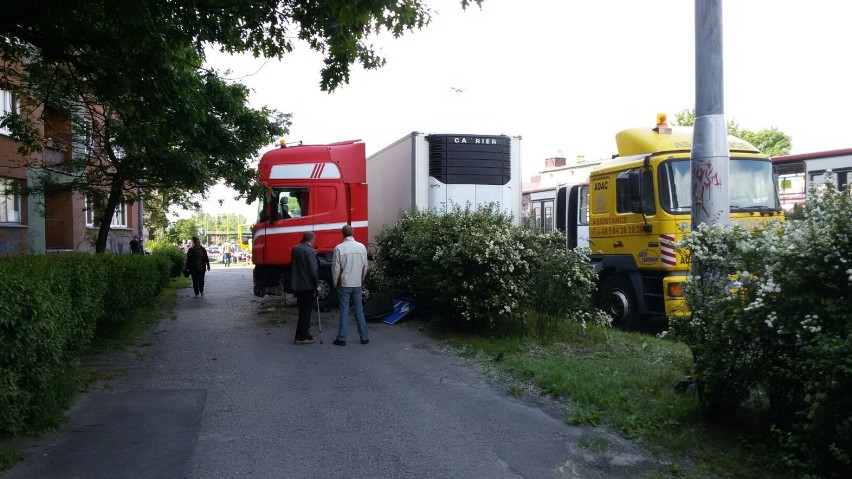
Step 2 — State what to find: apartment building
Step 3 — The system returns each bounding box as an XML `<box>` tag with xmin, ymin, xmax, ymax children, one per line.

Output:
<box><xmin>0</xmin><ymin>88</ymin><xmax>142</xmax><ymax>255</ymax></box>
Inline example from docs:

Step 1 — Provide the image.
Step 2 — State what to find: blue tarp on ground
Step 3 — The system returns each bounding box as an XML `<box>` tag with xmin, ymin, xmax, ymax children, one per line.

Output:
<box><xmin>382</xmin><ymin>299</ymin><xmax>416</xmax><ymax>325</ymax></box>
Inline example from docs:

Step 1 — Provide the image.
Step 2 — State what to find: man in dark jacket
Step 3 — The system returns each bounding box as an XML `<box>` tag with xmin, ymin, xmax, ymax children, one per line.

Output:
<box><xmin>291</xmin><ymin>231</ymin><xmax>319</xmax><ymax>345</ymax></box>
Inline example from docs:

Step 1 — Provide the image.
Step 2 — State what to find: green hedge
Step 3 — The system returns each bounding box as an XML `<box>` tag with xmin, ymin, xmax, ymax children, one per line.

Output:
<box><xmin>148</xmin><ymin>240</ymin><xmax>186</xmax><ymax>279</ymax></box>
<box><xmin>0</xmin><ymin>252</ymin><xmax>170</xmax><ymax>434</ymax></box>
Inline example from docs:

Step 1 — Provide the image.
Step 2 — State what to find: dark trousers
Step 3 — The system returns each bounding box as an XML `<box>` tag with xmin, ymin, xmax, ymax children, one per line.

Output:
<box><xmin>191</xmin><ymin>269</ymin><xmax>206</xmax><ymax>295</ymax></box>
<box><xmin>295</xmin><ymin>290</ymin><xmax>314</xmax><ymax>340</ymax></box>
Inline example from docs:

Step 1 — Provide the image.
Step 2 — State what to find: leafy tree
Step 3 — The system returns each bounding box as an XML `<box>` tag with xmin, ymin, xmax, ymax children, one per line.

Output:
<box><xmin>172</xmin><ymin>219</ymin><xmax>201</xmax><ymax>245</ymax></box>
<box><xmin>22</xmin><ymin>56</ymin><xmax>288</xmax><ymax>252</ymax></box>
<box><xmin>672</xmin><ymin>107</ymin><xmax>792</xmax><ymax>156</ymax></box>
<box><xmin>729</xmin><ymin>124</ymin><xmax>792</xmax><ymax>157</ymax></box>
<box><xmin>1</xmin><ymin>0</ymin><xmax>481</xmax><ymax>93</ymax></box>
<box><xmin>1</xmin><ymin>0</ymin><xmax>482</xmax><ymax>252</ymax></box>
<box><xmin>673</xmin><ymin>108</ymin><xmax>695</xmax><ymax>127</ymax></box>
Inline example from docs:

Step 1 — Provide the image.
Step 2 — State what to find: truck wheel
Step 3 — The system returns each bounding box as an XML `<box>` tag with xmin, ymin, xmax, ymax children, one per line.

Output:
<box><xmin>317</xmin><ymin>277</ymin><xmax>337</xmax><ymax>311</ymax></box>
<box><xmin>597</xmin><ymin>275</ymin><xmax>638</xmax><ymax>329</ymax></box>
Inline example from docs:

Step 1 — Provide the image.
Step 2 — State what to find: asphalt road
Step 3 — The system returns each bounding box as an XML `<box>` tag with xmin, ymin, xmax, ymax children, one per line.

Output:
<box><xmin>3</xmin><ymin>265</ymin><xmax>667</xmax><ymax>479</ymax></box>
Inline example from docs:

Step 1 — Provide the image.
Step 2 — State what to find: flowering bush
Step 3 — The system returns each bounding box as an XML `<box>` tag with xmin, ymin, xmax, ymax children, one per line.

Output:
<box><xmin>523</xmin><ymin>232</ymin><xmax>609</xmax><ymax>337</ymax></box>
<box><xmin>670</xmin><ymin>176</ymin><xmax>851</xmax><ymax>476</ymax></box>
<box><xmin>372</xmin><ymin>204</ymin><xmax>602</xmax><ymax>333</ymax></box>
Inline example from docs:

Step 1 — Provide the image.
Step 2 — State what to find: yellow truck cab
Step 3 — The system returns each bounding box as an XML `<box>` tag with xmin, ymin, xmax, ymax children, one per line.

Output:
<box><xmin>586</xmin><ymin>116</ymin><xmax>783</xmax><ymax>329</ymax></box>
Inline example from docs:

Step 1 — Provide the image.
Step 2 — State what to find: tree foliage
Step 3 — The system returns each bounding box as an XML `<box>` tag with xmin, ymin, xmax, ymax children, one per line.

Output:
<box><xmin>1</xmin><ymin>0</ymin><xmax>481</xmax><ymax>251</ymax></box>
<box><xmin>1</xmin><ymin>0</ymin><xmax>481</xmax><ymax>93</ymax></box>
<box><xmin>672</xmin><ymin>107</ymin><xmax>792</xmax><ymax>156</ymax></box>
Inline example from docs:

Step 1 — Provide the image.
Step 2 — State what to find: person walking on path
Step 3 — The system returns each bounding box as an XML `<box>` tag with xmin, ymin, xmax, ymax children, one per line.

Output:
<box><xmin>331</xmin><ymin>225</ymin><xmax>369</xmax><ymax>346</ymax></box>
<box><xmin>222</xmin><ymin>240</ymin><xmax>233</xmax><ymax>267</ymax></box>
<box><xmin>129</xmin><ymin>235</ymin><xmax>144</xmax><ymax>254</ymax></box>
<box><xmin>186</xmin><ymin>236</ymin><xmax>211</xmax><ymax>297</ymax></box>
<box><xmin>291</xmin><ymin>231</ymin><xmax>319</xmax><ymax>345</ymax></box>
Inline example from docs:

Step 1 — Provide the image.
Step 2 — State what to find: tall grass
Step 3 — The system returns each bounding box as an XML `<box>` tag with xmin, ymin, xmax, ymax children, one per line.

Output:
<box><xmin>447</xmin><ymin>320</ymin><xmax>784</xmax><ymax>478</ymax></box>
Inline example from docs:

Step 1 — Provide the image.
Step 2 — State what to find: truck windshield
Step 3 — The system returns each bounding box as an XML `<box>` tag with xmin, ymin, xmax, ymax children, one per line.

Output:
<box><xmin>659</xmin><ymin>158</ymin><xmax>781</xmax><ymax>213</ymax></box>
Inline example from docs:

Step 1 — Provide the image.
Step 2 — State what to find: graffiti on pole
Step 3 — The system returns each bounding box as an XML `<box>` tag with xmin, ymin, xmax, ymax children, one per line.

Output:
<box><xmin>692</xmin><ymin>159</ymin><xmax>722</xmax><ymax>217</ymax></box>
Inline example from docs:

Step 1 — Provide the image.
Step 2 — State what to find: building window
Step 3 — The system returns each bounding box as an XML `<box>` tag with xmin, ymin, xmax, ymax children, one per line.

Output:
<box><xmin>112</xmin><ymin>201</ymin><xmax>126</xmax><ymax>227</ymax></box>
<box><xmin>83</xmin><ymin>119</ymin><xmax>95</xmax><ymax>156</ymax></box>
<box><xmin>1</xmin><ymin>90</ymin><xmax>20</xmax><ymax>136</ymax></box>
<box><xmin>0</xmin><ymin>178</ymin><xmax>22</xmax><ymax>224</ymax></box>
<box><xmin>85</xmin><ymin>196</ymin><xmax>95</xmax><ymax>226</ymax></box>
<box><xmin>86</xmin><ymin>196</ymin><xmax>126</xmax><ymax>227</ymax></box>
<box><xmin>73</xmin><ymin>117</ymin><xmax>95</xmax><ymax>159</ymax></box>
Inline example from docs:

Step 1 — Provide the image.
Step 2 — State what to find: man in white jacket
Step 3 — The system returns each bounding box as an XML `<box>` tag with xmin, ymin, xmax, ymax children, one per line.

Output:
<box><xmin>331</xmin><ymin>224</ymin><xmax>369</xmax><ymax>346</ymax></box>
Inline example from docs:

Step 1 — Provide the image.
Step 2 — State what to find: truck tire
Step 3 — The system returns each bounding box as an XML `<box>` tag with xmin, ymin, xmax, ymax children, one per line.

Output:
<box><xmin>597</xmin><ymin>275</ymin><xmax>638</xmax><ymax>329</ymax></box>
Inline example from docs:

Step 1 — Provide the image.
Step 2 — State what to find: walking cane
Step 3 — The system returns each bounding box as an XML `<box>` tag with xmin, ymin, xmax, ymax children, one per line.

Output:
<box><xmin>316</xmin><ymin>294</ymin><xmax>323</xmax><ymax>344</ymax></box>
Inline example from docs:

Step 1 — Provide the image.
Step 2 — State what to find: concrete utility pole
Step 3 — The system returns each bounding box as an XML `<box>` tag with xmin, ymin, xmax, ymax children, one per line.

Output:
<box><xmin>692</xmin><ymin>0</ymin><xmax>730</xmax><ymax>228</ymax></box>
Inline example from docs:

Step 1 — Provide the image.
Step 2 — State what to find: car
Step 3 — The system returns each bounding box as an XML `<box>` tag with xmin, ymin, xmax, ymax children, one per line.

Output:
<box><xmin>232</xmin><ymin>245</ymin><xmax>249</xmax><ymax>263</ymax></box>
<box><xmin>206</xmin><ymin>245</ymin><xmax>222</xmax><ymax>262</ymax></box>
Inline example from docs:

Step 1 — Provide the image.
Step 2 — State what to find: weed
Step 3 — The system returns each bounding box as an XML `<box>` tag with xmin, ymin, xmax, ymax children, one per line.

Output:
<box><xmin>578</xmin><ymin>434</ymin><xmax>608</xmax><ymax>454</ymax></box>
<box><xmin>0</xmin><ymin>445</ymin><xmax>21</xmax><ymax>472</ymax></box>
<box><xmin>507</xmin><ymin>385</ymin><xmax>525</xmax><ymax>396</ymax></box>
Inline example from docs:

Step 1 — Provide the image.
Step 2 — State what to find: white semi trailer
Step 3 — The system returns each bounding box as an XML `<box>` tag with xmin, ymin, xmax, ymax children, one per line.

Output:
<box><xmin>366</xmin><ymin>132</ymin><xmax>522</xmax><ymax>246</ymax></box>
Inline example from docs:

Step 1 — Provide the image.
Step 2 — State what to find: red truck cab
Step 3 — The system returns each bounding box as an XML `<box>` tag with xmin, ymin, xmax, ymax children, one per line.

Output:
<box><xmin>252</xmin><ymin>140</ymin><xmax>368</xmax><ymax>308</ymax></box>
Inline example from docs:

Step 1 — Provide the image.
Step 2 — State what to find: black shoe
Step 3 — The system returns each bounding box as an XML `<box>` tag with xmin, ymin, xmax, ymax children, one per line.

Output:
<box><xmin>306</xmin><ymin>334</ymin><xmax>314</xmax><ymax>341</ymax></box>
<box><xmin>360</xmin><ymin>339</ymin><xmax>369</xmax><ymax>345</ymax></box>
<box><xmin>333</xmin><ymin>339</ymin><xmax>346</xmax><ymax>346</ymax></box>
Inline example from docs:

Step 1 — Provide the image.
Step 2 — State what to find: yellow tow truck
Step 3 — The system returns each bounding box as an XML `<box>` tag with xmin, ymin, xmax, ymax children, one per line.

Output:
<box><xmin>556</xmin><ymin>115</ymin><xmax>783</xmax><ymax>328</ymax></box>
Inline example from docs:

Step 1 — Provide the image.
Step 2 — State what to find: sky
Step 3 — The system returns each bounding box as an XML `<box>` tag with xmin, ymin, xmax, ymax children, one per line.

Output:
<box><xmin>183</xmin><ymin>0</ymin><xmax>852</xmax><ymax>221</ymax></box>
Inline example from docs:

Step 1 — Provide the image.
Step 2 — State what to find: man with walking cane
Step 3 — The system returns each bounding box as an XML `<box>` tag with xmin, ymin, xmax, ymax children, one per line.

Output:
<box><xmin>291</xmin><ymin>231</ymin><xmax>319</xmax><ymax>345</ymax></box>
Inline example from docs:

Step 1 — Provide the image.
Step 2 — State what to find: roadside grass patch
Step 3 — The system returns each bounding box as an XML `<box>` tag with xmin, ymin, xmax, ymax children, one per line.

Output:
<box><xmin>578</xmin><ymin>433</ymin><xmax>608</xmax><ymax>454</ymax></box>
<box><xmin>447</xmin><ymin>320</ymin><xmax>781</xmax><ymax>478</ymax></box>
<box><xmin>0</xmin><ymin>445</ymin><xmax>21</xmax><ymax>471</ymax></box>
